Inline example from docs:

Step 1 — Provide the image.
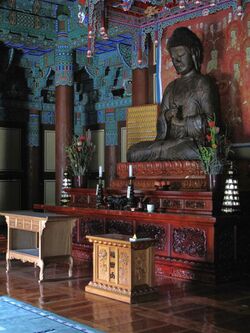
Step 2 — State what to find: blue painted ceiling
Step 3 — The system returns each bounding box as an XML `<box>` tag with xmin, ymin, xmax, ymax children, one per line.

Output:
<box><xmin>0</xmin><ymin>0</ymin><xmax>243</xmax><ymax>57</ymax></box>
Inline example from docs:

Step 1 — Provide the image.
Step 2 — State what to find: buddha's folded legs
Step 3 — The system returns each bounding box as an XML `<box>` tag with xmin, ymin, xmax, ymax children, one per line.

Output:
<box><xmin>127</xmin><ymin>138</ymin><xmax>199</xmax><ymax>162</ymax></box>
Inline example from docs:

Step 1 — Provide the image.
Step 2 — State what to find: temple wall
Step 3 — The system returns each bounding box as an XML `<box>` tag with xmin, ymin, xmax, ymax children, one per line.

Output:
<box><xmin>161</xmin><ymin>4</ymin><xmax>250</xmax><ymax>144</ymax></box>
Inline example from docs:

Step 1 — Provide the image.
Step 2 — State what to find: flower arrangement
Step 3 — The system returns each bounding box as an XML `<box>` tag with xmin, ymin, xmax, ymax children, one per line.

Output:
<box><xmin>197</xmin><ymin>114</ymin><xmax>229</xmax><ymax>175</ymax></box>
<box><xmin>65</xmin><ymin>130</ymin><xmax>95</xmax><ymax>176</ymax></box>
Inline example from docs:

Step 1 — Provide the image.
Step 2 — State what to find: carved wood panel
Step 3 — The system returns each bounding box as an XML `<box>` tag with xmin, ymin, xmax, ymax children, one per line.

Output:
<box><xmin>136</xmin><ymin>223</ymin><xmax>167</xmax><ymax>252</ymax></box>
<box><xmin>172</xmin><ymin>227</ymin><xmax>207</xmax><ymax>258</ymax></box>
<box><xmin>106</xmin><ymin>219</ymin><xmax>133</xmax><ymax>235</ymax></box>
<box><xmin>118</xmin><ymin>249</ymin><xmax>129</xmax><ymax>285</ymax></box>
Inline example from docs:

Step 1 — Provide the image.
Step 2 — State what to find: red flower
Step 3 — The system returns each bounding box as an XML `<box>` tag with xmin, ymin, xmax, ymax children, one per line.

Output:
<box><xmin>79</xmin><ymin>135</ymin><xmax>86</xmax><ymax>142</ymax></box>
<box><xmin>206</xmin><ymin>134</ymin><xmax>212</xmax><ymax>142</ymax></box>
<box><xmin>208</xmin><ymin>121</ymin><xmax>215</xmax><ymax>128</ymax></box>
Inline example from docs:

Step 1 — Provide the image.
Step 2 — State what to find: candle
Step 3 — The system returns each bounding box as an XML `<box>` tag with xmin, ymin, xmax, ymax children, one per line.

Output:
<box><xmin>160</xmin><ymin>198</ymin><xmax>163</xmax><ymax>208</ymax></box>
<box><xmin>86</xmin><ymin>129</ymin><xmax>91</xmax><ymax>142</ymax></box>
<box><xmin>127</xmin><ymin>185</ymin><xmax>131</xmax><ymax>199</ymax></box>
<box><xmin>99</xmin><ymin>165</ymin><xmax>102</xmax><ymax>178</ymax></box>
<box><xmin>96</xmin><ymin>184</ymin><xmax>99</xmax><ymax>195</ymax></box>
<box><xmin>128</xmin><ymin>164</ymin><xmax>133</xmax><ymax>177</ymax></box>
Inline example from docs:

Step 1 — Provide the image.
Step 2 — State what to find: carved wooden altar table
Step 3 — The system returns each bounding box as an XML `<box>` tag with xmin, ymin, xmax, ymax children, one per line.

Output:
<box><xmin>85</xmin><ymin>234</ymin><xmax>157</xmax><ymax>303</ymax></box>
<box><xmin>33</xmin><ymin>204</ymin><xmax>250</xmax><ymax>283</ymax></box>
<box><xmin>33</xmin><ymin>158</ymin><xmax>250</xmax><ymax>283</ymax></box>
<box><xmin>0</xmin><ymin>211</ymin><xmax>76</xmax><ymax>282</ymax></box>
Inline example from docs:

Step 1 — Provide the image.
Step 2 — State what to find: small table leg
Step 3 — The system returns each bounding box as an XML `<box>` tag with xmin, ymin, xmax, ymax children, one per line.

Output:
<box><xmin>68</xmin><ymin>256</ymin><xmax>73</xmax><ymax>278</ymax></box>
<box><xmin>6</xmin><ymin>253</ymin><xmax>10</xmax><ymax>273</ymax></box>
<box><xmin>38</xmin><ymin>260</ymin><xmax>44</xmax><ymax>283</ymax></box>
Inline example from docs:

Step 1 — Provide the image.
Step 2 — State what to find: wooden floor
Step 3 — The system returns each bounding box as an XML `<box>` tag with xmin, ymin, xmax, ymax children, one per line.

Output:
<box><xmin>0</xmin><ymin>257</ymin><xmax>250</xmax><ymax>333</ymax></box>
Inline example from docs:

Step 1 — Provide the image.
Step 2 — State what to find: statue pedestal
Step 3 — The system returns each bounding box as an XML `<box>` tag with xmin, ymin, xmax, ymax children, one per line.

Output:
<box><xmin>111</xmin><ymin>161</ymin><xmax>207</xmax><ymax>191</ymax></box>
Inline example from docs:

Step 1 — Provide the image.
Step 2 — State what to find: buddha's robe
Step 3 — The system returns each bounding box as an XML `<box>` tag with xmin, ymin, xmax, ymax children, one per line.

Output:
<box><xmin>127</xmin><ymin>73</ymin><xmax>219</xmax><ymax>162</ymax></box>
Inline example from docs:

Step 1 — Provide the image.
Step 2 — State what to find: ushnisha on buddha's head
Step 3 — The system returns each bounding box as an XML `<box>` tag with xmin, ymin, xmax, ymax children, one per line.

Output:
<box><xmin>167</xmin><ymin>27</ymin><xmax>203</xmax><ymax>74</ymax></box>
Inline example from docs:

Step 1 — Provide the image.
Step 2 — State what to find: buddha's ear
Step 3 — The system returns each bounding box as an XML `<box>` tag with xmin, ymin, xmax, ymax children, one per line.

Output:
<box><xmin>191</xmin><ymin>47</ymin><xmax>201</xmax><ymax>72</ymax></box>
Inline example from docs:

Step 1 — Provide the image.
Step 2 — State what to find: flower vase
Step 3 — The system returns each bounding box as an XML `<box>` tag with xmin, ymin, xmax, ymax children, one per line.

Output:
<box><xmin>73</xmin><ymin>175</ymin><xmax>87</xmax><ymax>188</ymax></box>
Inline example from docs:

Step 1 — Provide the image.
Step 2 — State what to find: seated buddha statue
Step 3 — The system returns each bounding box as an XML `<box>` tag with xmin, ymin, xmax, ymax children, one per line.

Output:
<box><xmin>127</xmin><ymin>27</ymin><xmax>220</xmax><ymax>162</ymax></box>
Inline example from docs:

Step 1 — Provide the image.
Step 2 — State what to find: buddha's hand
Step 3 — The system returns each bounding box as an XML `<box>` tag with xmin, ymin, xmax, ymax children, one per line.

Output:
<box><xmin>165</xmin><ymin>106</ymin><xmax>178</xmax><ymax>121</ymax></box>
<box><xmin>172</xmin><ymin>105</ymin><xmax>185</xmax><ymax>126</ymax></box>
<box><xmin>176</xmin><ymin>105</ymin><xmax>183</xmax><ymax>120</ymax></box>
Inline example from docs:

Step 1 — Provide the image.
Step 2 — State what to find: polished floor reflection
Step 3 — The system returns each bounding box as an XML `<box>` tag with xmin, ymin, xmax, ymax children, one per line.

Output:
<box><xmin>0</xmin><ymin>258</ymin><xmax>249</xmax><ymax>333</ymax></box>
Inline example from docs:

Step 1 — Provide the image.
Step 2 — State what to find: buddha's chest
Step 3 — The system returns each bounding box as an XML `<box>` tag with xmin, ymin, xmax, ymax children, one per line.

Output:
<box><xmin>171</xmin><ymin>81</ymin><xmax>197</xmax><ymax>103</ymax></box>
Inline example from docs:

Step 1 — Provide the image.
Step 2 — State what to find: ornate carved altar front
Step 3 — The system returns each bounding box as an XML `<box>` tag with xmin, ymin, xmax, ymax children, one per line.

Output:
<box><xmin>33</xmin><ymin>160</ymin><xmax>250</xmax><ymax>283</ymax></box>
<box><xmin>85</xmin><ymin>234</ymin><xmax>156</xmax><ymax>303</ymax></box>
<box><xmin>34</xmin><ymin>204</ymin><xmax>250</xmax><ymax>283</ymax></box>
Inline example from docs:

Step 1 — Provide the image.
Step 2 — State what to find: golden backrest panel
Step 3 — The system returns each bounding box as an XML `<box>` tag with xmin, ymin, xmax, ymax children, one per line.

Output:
<box><xmin>127</xmin><ymin>104</ymin><xmax>159</xmax><ymax>150</ymax></box>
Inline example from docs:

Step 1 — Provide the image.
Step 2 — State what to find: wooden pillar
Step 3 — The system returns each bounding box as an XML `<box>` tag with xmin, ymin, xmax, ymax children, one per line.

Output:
<box><xmin>26</xmin><ymin>110</ymin><xmax>42</xmax><ymax>209</ymax></box>
<box><xmin>54</xmin><ymin>14</ymin><xmax>73</xmax><ymax>205</ymax></box>
<box><xmin>132</xmin><ymin>68</ymin><xmax>149</xmax><ymax>106</ymax></box>
<box><xmin>55</xmin><ymin>85</ymin><xmax>73</xmax><ymax>205</ymax></box>
<box><xmin>105</xmin><ymin>145</ymin><xmax>118</xmax><ymax>188</ymax></box>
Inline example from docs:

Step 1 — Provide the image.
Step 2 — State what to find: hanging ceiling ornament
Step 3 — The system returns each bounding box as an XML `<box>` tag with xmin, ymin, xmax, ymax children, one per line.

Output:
<box><xmin>77</xmin><ymin>0</ymin><xmax>246</xmax><ymax>66</ymax></box>
<box><xmin>78</xmin><ymin>0</ymin><xmax>108</xmax><ymax>58</ymax></box>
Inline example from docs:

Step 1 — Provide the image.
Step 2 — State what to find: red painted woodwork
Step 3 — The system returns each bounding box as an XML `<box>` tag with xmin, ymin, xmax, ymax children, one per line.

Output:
<box><xmin>33</xmin><ymin>203</ymin><xmax>250</xmax><ymax>283</ymax></box>
<box><xmin>55</xmin><ymin>85</ymin><xmax>73</xmax><ymax>205</ymax></box>
<box><xmin>111</xmin><ymin>161</ymin><xmax>207</xmax><ymax>190</ymax></box>
<box><xmin>132</xmin><ymin>68</ymin><xmax>149</xmax><ymax>106</ymax></box>
<box><xmin>116</xmin><ymin>161</ymin><xmax>205</xmax><ymax>178</ymax></box>
<box><xmin>33</xmin><ymin>161</ymin><xmax>250</xmax><ymax>283</ymax></box>
<box><xmin>105</xmin><ymin>145</ymin><xmax>118</xmax><ymax>188</ymax></box>
<box><xmin>65</xmin><ymin>159</ymin><xmax>214</xmax><ymax>215</ymax></box>
<box><xmin>65</xmin><ymin>187</ymin><xmax>213</xmax><ymax>215</ymax></box>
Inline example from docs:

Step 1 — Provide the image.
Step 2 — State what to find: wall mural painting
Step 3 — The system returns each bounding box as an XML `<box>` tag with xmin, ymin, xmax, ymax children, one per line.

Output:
<box><xmin>161</xmin><ymin>5</ymin><xmax>250</xmax><ymax>143</ymax></box>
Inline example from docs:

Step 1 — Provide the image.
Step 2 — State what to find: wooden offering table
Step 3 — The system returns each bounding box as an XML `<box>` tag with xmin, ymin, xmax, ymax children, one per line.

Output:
<box><xmin>85</xmin><ymin>234</ymin><xmax>157</xmax><ymax>303</ymax></box>
<box><xmin>0</xmin><ymin>211</ymin><xmax>76</xmax><ymax>282</ymax></box>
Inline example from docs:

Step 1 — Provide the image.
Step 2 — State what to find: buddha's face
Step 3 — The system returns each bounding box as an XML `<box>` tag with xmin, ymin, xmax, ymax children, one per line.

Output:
<box><xmin>169</xmin><ymin>45</ymin><xmax>194</xmax><ymax>75</ymax></box>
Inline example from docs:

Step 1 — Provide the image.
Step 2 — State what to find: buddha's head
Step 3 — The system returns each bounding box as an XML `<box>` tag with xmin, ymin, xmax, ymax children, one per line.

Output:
<box><xmin>167</xmin><ymin>27</ymin><xmax>203</xmax><ymax>75</ymax></box>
